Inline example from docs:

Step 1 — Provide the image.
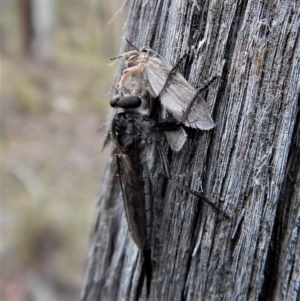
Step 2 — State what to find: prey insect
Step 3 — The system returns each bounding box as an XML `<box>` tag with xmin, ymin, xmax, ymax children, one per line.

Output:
<box><xmin>111</xmin><ymin>43</ymin><xmax>215</xmax><ymax>151</ymax></box>
<box><xmin>112</xmin><ymin>112</ymin><xmax>225</xmax><ymax>250</ymax></box>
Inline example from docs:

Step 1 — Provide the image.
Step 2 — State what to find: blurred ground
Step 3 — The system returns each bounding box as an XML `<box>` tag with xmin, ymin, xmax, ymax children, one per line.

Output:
<box><xmin>1</xmin><ymin>1</ymin><xmax>126</xmax><ymax>300</ymax></box>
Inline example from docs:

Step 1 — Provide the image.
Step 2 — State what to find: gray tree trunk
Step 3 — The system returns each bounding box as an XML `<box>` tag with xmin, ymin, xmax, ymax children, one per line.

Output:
<box><xmin>20</xmin><ymin>0</ymin><xmax>54</xmax><ymax>61</ymax></box>
<box><xmin>81</xmin><ymin>1</ymin><xmax>299</xmax><ymax>300</ymax></box>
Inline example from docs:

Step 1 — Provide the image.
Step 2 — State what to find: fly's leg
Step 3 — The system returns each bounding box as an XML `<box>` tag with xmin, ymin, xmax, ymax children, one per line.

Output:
<box><xmin>180</xmin><ymin>75</ymin><xmax>221</xmax><ymax>123</ymax></box>
<box><xmin>125</xmin><ymin>38</ymin><xmax>139</xmax><ymax>50</ymax></box>
<box><xmin>153</xmin><ymin>121</ymin><xmax>182</xmax><ymax>131</ymax></box>
<box><xmin>158</xmin><ymin>52</ymin><xmax>189</xmax><ymax>98</ymax></box>
<box><xmin>156</xmin><ymin>141</ymin><xmax>229</xmax><ymax>218</ymax></box>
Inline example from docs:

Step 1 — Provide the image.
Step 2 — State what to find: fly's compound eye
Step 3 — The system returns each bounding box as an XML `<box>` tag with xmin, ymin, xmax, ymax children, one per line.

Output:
<box><xmin>110</xmin><ymin>94</ymin><xmax>121</xmax><ymax>107</ymax></box>
<box><xmin>110</xmin><ymin>95</ymin><xmax>142</xmax><ymax>109</ymax></box>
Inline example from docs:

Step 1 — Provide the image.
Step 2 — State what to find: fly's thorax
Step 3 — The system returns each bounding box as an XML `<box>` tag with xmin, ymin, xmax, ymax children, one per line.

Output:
<box><xmin>112</xmin><ymin>112</ymin><xmax>153</xmax><ymax>154</ymax></box>
<box><xmin>111</xmin><ymin>113</ymin><xmax>134</xmax><ymax>152</ymax></box>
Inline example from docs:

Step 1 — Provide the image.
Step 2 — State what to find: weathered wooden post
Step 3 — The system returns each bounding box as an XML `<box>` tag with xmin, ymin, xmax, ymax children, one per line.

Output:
<box><xmin>82</xmin><ymin>1</ymin><xmax>299</xmax><ymax>300</ymax></box>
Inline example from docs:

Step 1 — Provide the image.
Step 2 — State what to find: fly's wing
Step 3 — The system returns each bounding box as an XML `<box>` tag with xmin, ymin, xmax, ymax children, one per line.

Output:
<box><xmin>165</xmin><ymin>127</ymin><xmax>187</xmax><ymax>151</ymax></box>
<box><xmin>144</xmin><ymin>58</ymin><xmax>215</xmax><ymax>130</ymax></box>
<box><xmin>140</xmin><ymin>56</ymin><xmax>172</xmax><ymax>97</ymax></box>
<box><xmin>116</xmin><ymin>155</ymin><xmax>145</xmax><ymax>249</ymax></box>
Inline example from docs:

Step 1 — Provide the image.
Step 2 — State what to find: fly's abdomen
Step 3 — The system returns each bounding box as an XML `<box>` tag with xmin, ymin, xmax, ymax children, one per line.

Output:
<box><xmin>141</xmin><ymin>160</ymin><xmax>153</xmax><ymax>250</ymax></box>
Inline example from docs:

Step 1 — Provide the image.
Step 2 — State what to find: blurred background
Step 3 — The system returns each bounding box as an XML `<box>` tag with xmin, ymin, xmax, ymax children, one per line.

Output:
<box><xmin>1</xmin><ymin>0</ymin><xmax>127</xmax><ymax>300</ymax></box>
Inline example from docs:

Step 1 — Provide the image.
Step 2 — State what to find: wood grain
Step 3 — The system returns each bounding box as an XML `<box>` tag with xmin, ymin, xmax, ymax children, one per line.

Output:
<box><xmin>81</xmin><ymin>1</ymin><xmax>299</xmax><ymax>300</ymax></box>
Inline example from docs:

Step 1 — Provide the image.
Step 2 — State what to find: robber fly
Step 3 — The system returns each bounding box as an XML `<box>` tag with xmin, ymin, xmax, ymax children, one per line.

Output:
<box><xmin>110</xmin><ymin>43</ymin><xmax>225</xmax><ymax>250</ymax></box>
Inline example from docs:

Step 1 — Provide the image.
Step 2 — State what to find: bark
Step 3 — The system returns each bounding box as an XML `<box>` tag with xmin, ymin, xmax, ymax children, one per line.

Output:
<box><xmin>81</xmin><ymin>0</ymin><xmax>300</xmax><ymax>300</ymax></box>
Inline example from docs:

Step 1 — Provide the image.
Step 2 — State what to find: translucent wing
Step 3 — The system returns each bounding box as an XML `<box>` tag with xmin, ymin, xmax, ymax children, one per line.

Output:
<box><xmin>116</xmin><ymin>155</ymin><xmax>145</xmax><ymax>249</ymax></box>
<box><xmin>143</xmin><ymin>57</ymin><xmax>215</xmax><ymax>130</ymax></box>
<box><xmin>164</xmin><ymin>127</ymin><xmax>187</xmax><ymax>151</ymax></box>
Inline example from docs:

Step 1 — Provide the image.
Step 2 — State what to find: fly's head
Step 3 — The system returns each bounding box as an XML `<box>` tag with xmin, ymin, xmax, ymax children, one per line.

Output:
<box><xmin>110</xmin><ymin>92</ymin><xmax>154</xmax><ymax>117</ymax></box>
<box><xmin>110</xmin><ymin>94</ymin><xmax>142</xmax><ymax>109</ymax></box>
